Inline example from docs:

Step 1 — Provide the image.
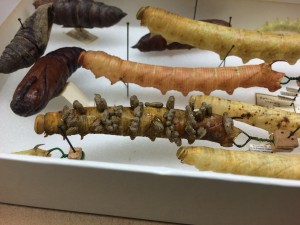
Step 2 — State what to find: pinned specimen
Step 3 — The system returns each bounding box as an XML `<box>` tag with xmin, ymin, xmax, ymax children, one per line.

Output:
<box><xmin>190</xmin><ymin>95</ymin><xmax>300</xmax><ymax>138</ymax></box>
<box><xmin>34</xmin><ymin>96</ymin><xmax>241</xmax><ymax>147</ymax></box>
<box><xmin>177</xmin><ymin>146</ymin><xmax>300</xmax><ymax>180</ymax></box>
<box><xmin>12</xmin><ymin>144</ymin><xmax>84</xmax><ymax>160</ymax></box>
<box><xmin>136</xmin><ymin>6</ymin><xmax>300</xmax><ymax>64</ymax></box>
<box><xmin>0</xmin><ymin>4</ymin><xmax>53</xmax><ymax>74</ymax></box>
<box><xmin>132</xmin><ymin>19</ymin><xmax>231</xmax><ymax>52</ymax></box>
<box><xmin>10</xmin><ymin>47</ymin><xmax>84</xmax><ymax>117</ymax></box>
<box><xmin>78</xmin><ymin>50</ymin><xmax>284</xmax><ymax>96</ymax></box>
<box><xmin>53</xmin><ymin>0</ymin><xmax>127</xmax><ymax>28</ymax></box>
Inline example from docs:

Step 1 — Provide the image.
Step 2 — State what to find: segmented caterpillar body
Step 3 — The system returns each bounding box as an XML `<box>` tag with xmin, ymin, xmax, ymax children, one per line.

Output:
<box><xmin>78</xmin><ymin>51</ymin><xmax>284</xmax><ymax>96</ymax></box>
<box><xmin>136</xmin><ymin>6</ymin><xmax>300</xmax><ymax>64</ymax></box>
<box><xmin>0</xmin><ymin>4</ymin><xmax>53</xmax><ymax>74</ymax></box>
<box><xmin>132</xmin><ymin>19</ymin><xmax>231</xmax><ymax>52</ymax></box>
<box><xmin>258</xmin><ymin>18</ymin><xmax>300</xmax><ymax>34</ymax></box>
<box><xmin>190</xmin><ymin>95</ymin><xmax>300</xmax><ymax>138</ymax></box>
<box><xmin>177</xmin><ymin>146</ymin><xmax>300</xmax><ymax>180</ymax></box>
<box><xmin>34</xmin><ymin>96</ymin><xmax>241</xmax><ymax>147</ymax></box>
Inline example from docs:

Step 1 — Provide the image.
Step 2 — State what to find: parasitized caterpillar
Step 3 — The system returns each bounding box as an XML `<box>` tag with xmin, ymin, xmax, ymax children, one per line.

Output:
<box><xmin>52</xmin><ymin>0</ymin><xmax>127</xmax><ymax>28</ymax></box>
<box><xmin>136</xmin><ymin>6</ymin><xmax>300</xmax><ymax>64</ymax></box>
<box><xmin>10</xmin><ymin>47</ymin><xmax>84</xmax><ymax>117</ymax></box>
<box><xmin>190</xmin><ymin>95</ymin><xmax>300</xmax><ymax>138</ymax></box>
<box><xmin>0</xmin><ymin>4</ymin><xmax>53</xmax><ymax>74</ymax></box>
<box><xmin>132</xmin><ymin>19</ymin><xmax>231</xmax><ymax>52</ymax></box>
<box><xmin>34</xmin><ymin>95</ymin><xmax>241</xmax><ymax>147</ymax></box>
<box><xmin>78</xmin><ymin>50</ymin><xmax>284</xmax><ymax>96</ymax></box>
<box><xmin>177</xmin><ymin>146</ymin><xmax>300</xmax><ymax>180</ymax></box>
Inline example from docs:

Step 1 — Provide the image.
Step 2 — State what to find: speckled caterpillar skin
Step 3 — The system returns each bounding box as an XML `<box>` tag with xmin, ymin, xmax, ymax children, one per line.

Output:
<box><xmin>132</xmin><ymin>19</ymin><xmax>231</xmax><ymax>52</ymax></box>
<box><xmin>191</xmin><ymin>95</ymin><xmax>300</xmax><ymax>138</ymax></box>
<box><xmin>137</xmin><ymin>6</ymin><xmax>300</xmax><ymax>64</ymax></box>
<box><xmin>10</xmin><ymin>47</ymin><xmax>85</xmax><ymax>117</ymax></box>
<box><xmin>78</xmin><ymin>51</ymin><xmax>284</xmax><ymax>96</ymax></box>
<box><xmin>34</xmin><ymin>105</ymin><xmax>241</xmax><ymax>147</ymax></box>
<box><xmin>177</xmin><ymin>146</ymin><xmax>300</xmax><ymax>180</ymax></box>
<box><xmin>53</xmin><ymin>0</ymin><xmax>127</xmax><ymax>28</ymax></box>
<box><xmin>0</xmin><ymin>4</ymin><xmax>53</xmax><ymax>74</ymax></box>
<box><xmin>258</xmin><ymin>18</ymin><xmax>300</xmax><ymax>34</ymax></box>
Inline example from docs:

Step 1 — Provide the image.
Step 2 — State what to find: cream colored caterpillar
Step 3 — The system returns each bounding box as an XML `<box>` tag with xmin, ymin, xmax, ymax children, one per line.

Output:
<box><xmin>177</xmin><ymin>146</ymin><xmax>300</xmax><ymax>180</ymax></box>
<box><xmin>137</xmin><ymin>6</ymin><xmax>300</xmax><ymax>64</ymax></box>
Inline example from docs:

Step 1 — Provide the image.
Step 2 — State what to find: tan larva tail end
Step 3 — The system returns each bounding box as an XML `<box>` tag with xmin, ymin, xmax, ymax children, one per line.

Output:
<box><xmin>136</xmin><ymin>6</ymin><xmax>149</xmax><ymax>20</ymax></box>
<box><xmin>35</xmin><ymin>114</ymin><xmax>45</xmax><ymax>134</ymax></box>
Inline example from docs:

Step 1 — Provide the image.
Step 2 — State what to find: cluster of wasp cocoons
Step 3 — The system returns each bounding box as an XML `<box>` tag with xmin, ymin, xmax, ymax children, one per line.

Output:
<box><xmin>56</xmin><ymin>94</ymin><xmax>236</xmax><ymax>146</ymax></box>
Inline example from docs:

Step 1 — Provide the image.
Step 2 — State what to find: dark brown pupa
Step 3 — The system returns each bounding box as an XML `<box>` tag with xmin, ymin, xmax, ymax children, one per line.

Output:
<box><xmin>53</xmin><ymin>0</ymin><xmax>127</xmax><ymax>28</ymax></box>
<box><xmin>0</xmin><ymin>4</ymin><xmax>53</xmax><ymax>74</ymax></box>
<box><xmin>10</xmin><ymin>47</ymin><xmax>85</xmax><ymax>117</ymax></box>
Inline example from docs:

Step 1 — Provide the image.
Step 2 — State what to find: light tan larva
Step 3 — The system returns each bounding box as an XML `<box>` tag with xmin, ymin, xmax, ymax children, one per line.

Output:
<box><xmin>78</xmin><ymin>51</ymin><xmax>284</xmax><ymax>96</ymax></box>
<box><xmin>136</xmin><ymin>6</ymin><xmax>300</xmax><ymax>64</ymax></box>
<box><xmin>191</xmin><ymin>95</ymin><xmax>300</xmax><ymax>138</ymax></box>
<box><xmin>177</xmin><ymin>146</ymin><xmax>300</xmax><ymax>180</ymax></box>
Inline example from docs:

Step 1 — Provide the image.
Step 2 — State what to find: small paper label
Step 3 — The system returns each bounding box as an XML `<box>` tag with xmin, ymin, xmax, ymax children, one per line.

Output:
<box><xmin>66</xmin><ymin>28</ymin><xmax>98</xmax><ymax>44</ymax></box>
<box><xmin>255</xmin><ymin>93</ymin><xmax>297</xmax><ymax>112</ymax></box>
<box><xmin>249</xmin><ymin>144</ymin><xmax>272</xmax><ymax>152</ymax></box>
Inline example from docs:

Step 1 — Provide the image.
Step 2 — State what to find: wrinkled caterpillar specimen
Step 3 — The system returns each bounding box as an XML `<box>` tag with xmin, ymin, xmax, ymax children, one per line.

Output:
<box><xmin>0</xmin><ymin>4</ymin><xmax>53</xmax><ymax>74</ymax></box>
<box><xmin>53</xmin><ymin>0</ymin><xmax>127</xmax><ymax>28</ymax></box>
<box><xmin>10</xmin><ymin>47</ymin><xmax>85</xmax><ymax>117</ymax></box>
<box><xmin>177</xmin><ymin>146</ymin><xmax>300</xmax><ymax>180</ymax></box>
<box><xmin>137</xmin><ymin>6</ymin><xmax>300</xmax><ymax>64</ymax></box>
<box><xmin>35</xmin><ymin>96</ymin><xmax>241</xmax><ymax>147</ymax></box>
<box><xmin>78</xmin><ymin>50</ymin><xmax>284</xmax><ymax>96</ymax></box>
<box><xmin>258</xmin><ymin>18</ymin><xmax>300</xmax><ymax>34</ymax></box>
<box><xmin>132</xmin><ymin>19</ymin><xmax>231</xmax><ymax>52</ymax></box>
<box><xmin>190</xmin><ymin>95</ymin><xmax>300</xmax><ymax>138</ymax></box>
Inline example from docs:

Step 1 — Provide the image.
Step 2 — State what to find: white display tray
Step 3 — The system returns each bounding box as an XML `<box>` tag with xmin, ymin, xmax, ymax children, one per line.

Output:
<box><xmin>1</xmin><ymin>0</ymin><xmax>300</xmax><ymax>224</ymax></box>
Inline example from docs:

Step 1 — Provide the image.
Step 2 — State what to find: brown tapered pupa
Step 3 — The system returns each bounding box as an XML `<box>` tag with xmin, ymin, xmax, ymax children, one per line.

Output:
<box><xmin>53</xmin><ymin>0</ymin><xmax>127</xmax><ymax>28</ymax></box>
<box><xmin>0</xmin><ymin>3</ymin><xmax>53</xmax><ymax>74</ymax></box>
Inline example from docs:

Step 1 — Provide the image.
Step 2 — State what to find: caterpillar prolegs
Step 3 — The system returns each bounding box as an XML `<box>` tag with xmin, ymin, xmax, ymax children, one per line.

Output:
<box><xmin>35</xmin><ymin>96</ymin><xmax>241</xmax><ymax>147</ymax></box>
<box><xmin>78</xmin><ymin>50</ymin><xmax>284</xmax><ymax>96</ymax></box>
<box><xmin>258</xmin><ymin>18</ymin><xmax>300</xmax><ymax>34</ymax></box>
<box><xmin>136</xmin><ymin>6</ymin><xmax>300</xmax><ymax>64</ymax></box>
<box><xmin>132</xmin><ymin>19</ymin><xmax>231</xmax><ymax>52</ymax></box>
